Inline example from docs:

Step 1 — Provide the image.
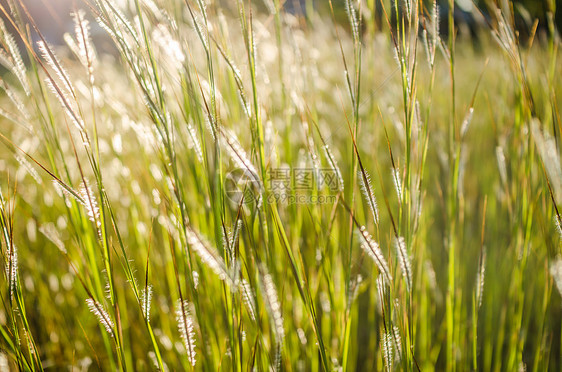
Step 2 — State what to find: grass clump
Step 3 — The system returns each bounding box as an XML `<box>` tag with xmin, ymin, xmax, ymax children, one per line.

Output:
<box><xmin>0</xmin><ymin>0</ymin><xmax>561</xmax><ymax>370</ymax></box>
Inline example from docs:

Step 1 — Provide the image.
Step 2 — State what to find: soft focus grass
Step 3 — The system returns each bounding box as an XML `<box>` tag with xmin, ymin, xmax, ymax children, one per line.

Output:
<box><xmin>0</xmin><ymin>0</ymin><xmax>561</xmax><ymax>371</ymax></box>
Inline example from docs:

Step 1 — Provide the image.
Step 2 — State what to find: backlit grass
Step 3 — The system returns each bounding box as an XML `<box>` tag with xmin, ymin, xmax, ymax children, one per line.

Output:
<box><xmin>0</xmin><ymin>0</ymin><xmax>561</xmax><ymax>370</ymax></box>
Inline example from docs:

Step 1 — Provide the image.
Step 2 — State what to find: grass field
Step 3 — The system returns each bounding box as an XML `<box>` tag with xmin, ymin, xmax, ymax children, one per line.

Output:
<box><xmin>0</xmin><ymin>0</ymin><xmax>561</xmax><ymax>370</ymax></box>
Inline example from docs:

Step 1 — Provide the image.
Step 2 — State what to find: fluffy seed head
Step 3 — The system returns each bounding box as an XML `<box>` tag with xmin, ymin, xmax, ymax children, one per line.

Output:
<box><xmin>395</xmin><ymin>236</ymin><xmax>412</xmax><ymax>292</ymax></box>
<box><xmin>392</xmin><ymin>325</ymin><xmax>402</xmax><ymax>360</ymax></box>
<box><xmin>185</xmin><ymin>227</ymin><xmax>233</xmax><ymax>286</ymax></box>
<box><xmin>476</xmin><ymin>247</ymin><xmax>487</xmax><ymax>308</ymax></box>
<box><xmin>392</xmin><ymin>168</ymin><xmax>402</xmax><ymax>203</ymax></box>
<box><xmin>85</xmin><ymin>299</ymin><xmax>114</xmax><ymax>337</ymax></box>
<box><xmin>550</xmin><ymin>258</ymin><xmax>562</xmax><ymax>297</ymax></box>
<box><xmin>461</xmin><ymin>107</ymin><xmax>474</xmax><ymax>138</ymax></box>
<box><xmin>176</xmin><ymin>300</ymin><xmax>196</xmax><ymax>366</ymax></box>
<box><xmin>323</xmin><ymin>144</ymin><xmax>344</xmax><ymax>192</ymax></box>
<box><xmin>5</xmin><ymin>242</ymin><xmax>18</xmax><ymax>301</ymax></box>
<box><xmin>358</xmin><ymin>170</ymin><xmax>379</xmax><ymax>225</ymax></box>
<box><xmin>357</xmin><ymin>227</ymin><xmax>392</xmax><ymax>285</ymax></box>
<box><xmin>79</xmin><ymin>181</ymin><xmax>101</xmax><ymax>232</ymax></box>
<box><xmin>260</xmin><ymin>269</ymin><xmax>285</xmax><ymax>343</ymax></box>
<box><xmin>382</xmin><ymin>331</ymin><xmax>394</xmax><ymax>372</ymax></box>
<box><xmin>141</xmin><ymin>286</ymin><xmax>153</xmax><ymax>322</ymax></box>
<box><xmin>240</xmin><ymin>279</ymin><xmax>257</xmax><ymax>321</ymax></box>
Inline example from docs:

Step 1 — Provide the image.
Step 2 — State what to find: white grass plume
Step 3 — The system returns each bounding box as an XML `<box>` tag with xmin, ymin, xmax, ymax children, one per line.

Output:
<box><xmin>432</xmin><ymin>0</ymin><xmax>440</xmax><ymax>44</ymax></box>
<box><xmin>344</xmin><ymin>0</ymin><xmax>359</xmax><ymax>41</ymax></box>
<box><xmin>187</xmin><ymin>123</ymin><xmax>203</xmax><ymax>163</ymax></box>
<box><xmin>79</xmin><ymin>181</ymin><xmax>101</xmax><ymax>229</ymax></box>
<box><xmin>185</xmin><ymin>226</ymin><xmax>233</xmax><ymax>286</ymax></box>
<box><xmin>260</xmin><ymin>268</ymin><xmax>285</xmax><ymax>343</ymax></box>
<box><xmin>0</xmin><ymin>106</ymin><xmax>32</xmax><ymax>133</ymax></box>
<box><xmin>95</xmin><ymin>8</ymin><xmax>138</xmax><ymax>56</ymax></box>
<box><xmin>37</xmin><ymin>40</ymin><xmax>75</xmax><ymax>99</ymax></box>
<box><xmin>423</xmin><ymin>0</ymin><xmax>440</xmax><ymax>67</ymax></box>
<box><xmin>192</xmin><ymin>271</ymin><xmax>200</xmax><ymax>290</ymax></box>
<box><xmin>424</xmin><ymin>259</ymin><xmax>441</xmax><ymax>302</ymax></box>
<box><xmin>262</xmin><ymin>0</ymin><xmax>276</xmax><ymax>14</ymax></box>
<box><xmin>347</xmin><ymin>274</ymin><xmax>363</xmax><ymax>309</ymax></box>
<box><xmin>0</xmin><ymin>20</ymin><xmax>29</xmax><ymax>96</ymax></box>
<box><xmin>42</xmin><ymin>74</ymin><xmax>85</xmax><ymax>134</ymax></box>
<box><xmin>54</xmin><ymin>179</ymin><xmax>101</xmax><ymax>234</ymax></box>
<box><xmin>392</xmin><ymin>167</ymin><xmax>402</xmax><ymax>203</ymax></box>
<box><xmin>221</xmin><ymin>128</ymin><xmax>260</xmax><ymax>183</ymax></box>
<box><xmin>531</xmin><ymin>119</ymin><xmax>562</xmax><ymax>203</ymax></box>
<box><xmin>214</xmin><ymin>42</ymin><xmax>251</xmax><ymax>118</ymax></box>
<box><xmin>222</xmin><ymin>227</ymin><xmax>234</xmax><ymax>264</ymax></box>
<box><xmin>240</xmin><ymin>279</ymin><xmax>257</xmax><ymax>321</ymax></box>
<box><xmin>461</xmin><ymin>107</ymin><xmax>474</xmax><ymax>138</ymax></box>
<box><xmin>152</xmin><ymin>24</ymin><xmax>185</xmax><ymax>68</ymax></box>
<box><xmin>231</xmin><ymin>219</ymin><xmax>242</xmax><ymax>252</ymax></box>
<box><xmin>356</xmin><ymin>227</ymin><xmax>392</xmax><ymax>286</ymax></box>
<box><xmin>274</xmin><ymin>341</ymin><xmax>282</xmax><ymax>372</ymax></box>
<box><xmin>224</xmin><ymin>219</ymin><xmax>243</xmax><ymax>264</ymax></box>
<box><xmin>86</xmin><ymin>298</ymin><xmax>114</xmax><ymax>337</ymax></box>
<box><xmin>148</xmin><ymin>351</ymin><xmax>169</xmax><ymax>372</ymax></box>
<box><xmin>492</xmin><ymin>10</ymin><xmax>518</xmax><ymax>64</ymax></box>
<box><xmin>141</xmin><ymin>0</ymin><xmax>170</xmax><ymax>23</ymax></box>
<box><xmin>5</xmin><ymin>242</ymin><xmax>18</xmax><ymax>301</ymax></box>
<box><xmin>392</xmin><ymin>325</ymin><xmax>402</xmax><ymax>361</ymax></box>
<box><xmin>358</xmin><ymin>170</ymin><xmax>379</xmax><ymax>225</ymax></box>
<box><xmin>189</xmin><ymin>7</ymin><xmax>209</xmax><ymax>52</ymax></box>
<box><xmin>14</xmin><ymin>153</ymin><xmax>41</xmax><ymax>184</ymax></box>
<box><xmin>52</xmin><ymin>180</ymin><xmax>85</xmax><ymax>208</ymax></box>
<box><xmin>323</xmin><ymin>144</ymin><xmax>344</xmax><ymax>192</ymax></box>
<box><xmin>39</xmin><ymin>223</ymin><xmax>66</xmax><ymax>254</ymax></box>
<box><xmin>228</xmin><ymin>259</ymin><xmax>241</xmax><ymax>288</ymax></box>
<box><xmin>176</xmin><ymin>300</ymin><xmax>197</xmax><ymax>366</ymax></box>
<box><xmin>422</xmin><ymin>29</ymin><xmax>432</xmax><ymax>68</ymax></box>
<box><xmin>221</xmin><ymin>129</ymin><xmax>263</xmax><ymax>206</ymax></box>
<box><xmin>382</xmin><ymin>331</ymin><xmax>394</xmax><ymax>372</ymax></box>
<box><xmin>395</xmin><ymin>236</ymin><xmax>412</xmax><ymax>292</ymax></box>
<box><xmin>73</xmin><ymin>10</ymin><xmax>97</xmax><ymax>81</ymax></box>
<box><xmin>496</xmin><ymin>146</ymin><xmax>508</xmax><ymax>186</ymax></box>
<box><xmin>550</xmin><ymin>258</ymin><xmax>562</xmax><ymax>297</ymax></box>
<box><xmin>476</xmin><ymin>247</ymin><xmax>487</xmax><ymax>308</ymax></box>
<box><xmin>141</xmin><ymin>285</ymin><xmax>153</xmax><ymax>322</ymax></box>
<box><xmin>0</xmin><ymin>79</ymin><xmax>30</xmax><ymax>122</ymax></box>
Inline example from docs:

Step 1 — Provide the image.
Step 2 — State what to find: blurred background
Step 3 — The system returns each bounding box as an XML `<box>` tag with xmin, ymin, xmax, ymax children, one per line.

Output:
<box><xmin>0</xmin><ymin>0</ymin><xmax>559</xmax><ymax>47</ymax></box>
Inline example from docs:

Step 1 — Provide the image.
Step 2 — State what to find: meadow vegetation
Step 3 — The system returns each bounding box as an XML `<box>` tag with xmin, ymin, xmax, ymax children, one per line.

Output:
<box><xmin>0</xmin><ymin>0</ymin><xmax>561</xmax><ymax>370</ymax></box>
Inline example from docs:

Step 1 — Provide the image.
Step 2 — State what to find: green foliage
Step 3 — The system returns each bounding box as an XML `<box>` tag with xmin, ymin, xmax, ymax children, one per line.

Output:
<box><xmin>0</xmin><ymin>0</ymin><xmax>560</xmax><ymax>371</ymax></box>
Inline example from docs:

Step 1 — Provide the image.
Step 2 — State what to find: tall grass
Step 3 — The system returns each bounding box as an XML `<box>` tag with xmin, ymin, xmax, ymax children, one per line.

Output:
<box><xmin>0</xmin><ymin>0</ymin><xmax>561</xmax><ymax>370</ymax></box>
